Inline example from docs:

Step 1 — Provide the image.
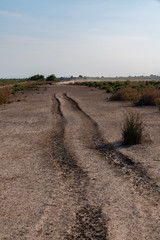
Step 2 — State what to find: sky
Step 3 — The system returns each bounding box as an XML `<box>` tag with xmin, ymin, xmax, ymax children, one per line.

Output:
<box><xmin>0</xmin><ymin>0</ymin><xmax>160</xmax><ymax>78</ymax></box>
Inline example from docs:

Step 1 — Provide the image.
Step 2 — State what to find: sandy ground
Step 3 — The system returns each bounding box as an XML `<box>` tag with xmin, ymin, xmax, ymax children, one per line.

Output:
<box><xmin>0</xmin><ymin>84</ymin><xmax>159</xmax><ymax>240</ymax></box>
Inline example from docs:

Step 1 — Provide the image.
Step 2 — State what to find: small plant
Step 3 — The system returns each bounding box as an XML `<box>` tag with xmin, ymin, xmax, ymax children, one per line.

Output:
<box><xmin>121</xmin><ymin>110</ymin><xmax>144</xmax><ymax>145</ymax></box>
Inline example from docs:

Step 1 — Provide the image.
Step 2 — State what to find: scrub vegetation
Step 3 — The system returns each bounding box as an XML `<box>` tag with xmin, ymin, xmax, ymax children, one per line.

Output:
<box><xmin>77</xmin><ymin>80</ymin><xmax>160</xmax><ymax>107</ymax></box>
<box><xmin>0</xmin><ymin>74</ymin><xmax>58</xmax><ymax>105</ymax></box>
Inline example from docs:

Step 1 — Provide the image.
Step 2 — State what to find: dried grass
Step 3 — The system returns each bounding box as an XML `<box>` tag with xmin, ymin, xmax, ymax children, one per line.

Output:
<box><xmin>110</xmin><ymin>87</ymin><xmax>160</xmax><ymax>109</ymax></box>
<box><xmin>134</xmin><ymin>88</ymin><xmax>160</xmax><ymax>106</ymax></box>
<box><xmin>121</xmin><ymin>110</ymin><xmax>144</xmax><ymax>145</ymax></box>
<box><xmin>110</xmin><ymin>88</ymin><xmax>138</xmax><ymax>102</ymax></box>
<box><xmin>0</xmin><ymin>86</ymin><xmax>12</xmax><ymax>105</ymax></box>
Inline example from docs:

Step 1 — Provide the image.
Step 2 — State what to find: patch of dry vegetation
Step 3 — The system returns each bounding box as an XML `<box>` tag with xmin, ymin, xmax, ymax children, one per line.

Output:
<box><xmin>110</xmin><ymin>86</ymin><xmax>160</xmax><ymax>108</ymax></box>
<box><xmin>0</xmin><ymin>81</ymin><xmax>45</xmax><ymax>105</ymax></box>
<box><xmin>134</xmin><ymin>88</ymin><xmax>160</xmax><ymax>106</ymax></box>
<box><xmin>0</xmin><ymin>86</ymin><xmax>12</xmax><ymax>105</ymax></box>
<box><xmin>110</xmin><ymin>87</ymin><xmax>138</xmax><ymax>101</ymax></box>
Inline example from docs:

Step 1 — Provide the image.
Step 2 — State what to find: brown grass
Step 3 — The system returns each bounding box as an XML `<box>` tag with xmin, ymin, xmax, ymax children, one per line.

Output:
<box><xmin>0</xmin><ymin>86</ymin><xmax>12</xmax><ymax>105</ymax></box>
<box><xmin>110</xmin><ymin>87</ymin><xmax>160</xmax><ymax>108</ymax></box>
<box><xmin>133</xmin><ymin>88</ymin><xmax>160</xmax><ymax>106</ymax></box>
<box><xmin>110</xmin><ymin>87</ymin><xmax>138</xmax><ymax>101</ymax></box>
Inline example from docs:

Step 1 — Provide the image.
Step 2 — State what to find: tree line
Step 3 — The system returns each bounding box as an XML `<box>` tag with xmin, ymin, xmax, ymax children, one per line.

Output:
<box><xmin>29</xmin><ymin>74</ymin><xmax>58</xmax><ymax>82</ymax></box>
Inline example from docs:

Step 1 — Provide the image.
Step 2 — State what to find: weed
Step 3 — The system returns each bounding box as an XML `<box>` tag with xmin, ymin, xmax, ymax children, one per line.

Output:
<box><xmin>121</xmin><ymin>110</ymin><xmax>144</xmax><ymax>145</ymax></box>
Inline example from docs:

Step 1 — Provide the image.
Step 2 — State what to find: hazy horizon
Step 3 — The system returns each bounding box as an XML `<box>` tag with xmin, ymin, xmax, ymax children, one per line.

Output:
<box><xmin>1</xmin><ymin>0</ymin><xmax>160</xmax><ymax>78</ymax></box>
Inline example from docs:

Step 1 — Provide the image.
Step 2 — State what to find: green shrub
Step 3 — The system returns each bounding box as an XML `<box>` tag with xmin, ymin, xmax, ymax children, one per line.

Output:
<box><xmin>12</xmin><ymin>84</ymin><xmax>24</xmax><ymax>94</ymax></box>
<box><xmin>46</xmin><ymin>74</ymin><xmax>57</xmax><ymax>81</ymax></box>
<box><xmin>106</xmin><ymin>86</ymin><xmax>114</xmax><ymax>93</ymax></box>
<box><xmin>121</xmin><ymin>110</ymin><xmax>144</xmax><ymax>145</ymax></box>
<box><xmin>29</xmin><ymin>74</ymin><xmax>45</xmax><ymax>81</ymax></box>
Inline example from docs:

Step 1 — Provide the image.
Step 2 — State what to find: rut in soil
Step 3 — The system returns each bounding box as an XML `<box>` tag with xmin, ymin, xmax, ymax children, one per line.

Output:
<box><xmin>52</xmin><ymin>94</ymin><xmax>108</xmax><ymax>239</ymax></box>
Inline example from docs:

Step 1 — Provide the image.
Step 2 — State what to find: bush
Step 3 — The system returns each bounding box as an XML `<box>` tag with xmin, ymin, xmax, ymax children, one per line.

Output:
<box><xmin>46</xmin><ymin>74</ymin><xmax>57</xmax><ymax>81</ymax></box>
<box><xmin>12</xmin><ymin>84</ymin><xmax>24</xmax><ymax>94</ymax></box>
<box><xmin>110</xmin><ymin>88</ymin><xmax>138</xmax><ymax>101</ymax></box>
<box><xmin>134</xmin><ymin>88</ymin><xmax>160</xmax><ymax>106</ymax></box>
<box><xmin>0</xmin><ymin>86</ymin><xmax>12</xmax><ymax>104</ymax></box>
<box><xmin>106</xmin><ymin>86</ymin><xmax>114</xmax><ymax>93</ymax></box>
<box><xmin>121</xmin><ymin>110</ymin><xmax>144</xmax><ymax>145</ymax></box>
<box><xmin>29</xmin><ymin>74</ymin><xmax>45</xmax><ymax>81</ymax></box>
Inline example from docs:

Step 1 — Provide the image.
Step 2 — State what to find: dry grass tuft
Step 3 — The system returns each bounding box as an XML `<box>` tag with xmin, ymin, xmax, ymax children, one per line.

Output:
<box><xmin>0</xmin><ymin>86</ymin><xmax>12</xmax><ymax>105</ymax></box>
<box><xmin>121</xmin><ymin>110</ymin><xmax>144</xmax><ymax>145</ymax></box>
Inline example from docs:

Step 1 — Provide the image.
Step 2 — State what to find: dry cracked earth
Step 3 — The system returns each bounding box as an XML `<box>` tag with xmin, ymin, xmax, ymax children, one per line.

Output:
<box><xmin>0</xmin><ymin>84</ymin><xmax>160</xmax><ymax>240</ymax></box>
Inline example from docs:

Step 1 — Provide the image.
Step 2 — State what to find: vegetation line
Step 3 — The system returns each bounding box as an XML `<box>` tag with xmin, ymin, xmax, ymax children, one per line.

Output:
<box><xmin>74</xmin><ymin>80</ymin><xmax>160</xmax><ymax>108</ymax></box>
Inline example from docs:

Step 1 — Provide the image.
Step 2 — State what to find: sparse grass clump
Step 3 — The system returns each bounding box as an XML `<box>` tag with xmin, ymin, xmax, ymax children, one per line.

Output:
<box><xmin>0</xmin><ymin>86</ymin><xmax>12</xmax><ymax>104</ymax></box>
<box><xmin>121</xmin><ymin>110</ymin><xmax>144</xmax><ymax>145</ymax></box>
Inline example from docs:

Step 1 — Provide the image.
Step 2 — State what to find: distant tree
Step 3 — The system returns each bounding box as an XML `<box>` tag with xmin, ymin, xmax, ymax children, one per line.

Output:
<box><xmin>30</xmin><ymin>74</ymin><xmax>45</xmax><ymax>81</ymax></box>
<box><xmin>78</xmin><ymin>75</ymin><xmax>83</xmax><ymax>78</ymax></box>
<box><xmin>46</xmin><ymin>74</ymin><xmax>57</xmax><ymax>81</ymax></box>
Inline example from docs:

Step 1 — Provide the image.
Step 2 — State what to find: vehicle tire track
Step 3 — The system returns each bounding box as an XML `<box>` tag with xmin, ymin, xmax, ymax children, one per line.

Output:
<box><xmin>64</xmin><ymin>93</ymin><xmax>160</xmax><ymax>204</ymax></box>
<box><xmin>52</xmin><ymin>94</ymin><xmax>86</xmax><ymax>183</ymax></box>
<box><xmin>52</xmin><ymin>94</ymin><xmax>108</xmax><ymax>239</ymax></box>
<box><xmin>63</xmin><ymin>93</ymin><xmax>105</xmax><ymax>148</ymax></box>
<box><xmin>24</xmin><ymin>93</ymin><xmax>108</xmax><ymax>240</ymax></box>
<box><xmin>65</xmin><ymin>205</ymin><xmax>107</xmax><ymax>240</ymax></box>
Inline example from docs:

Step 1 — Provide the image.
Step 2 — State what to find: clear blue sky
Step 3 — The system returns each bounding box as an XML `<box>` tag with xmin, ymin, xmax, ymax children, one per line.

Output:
<box><xmin>0</xmin><ymin>0</ymin><xmax>160</xmax><ymax>77</ymax></box>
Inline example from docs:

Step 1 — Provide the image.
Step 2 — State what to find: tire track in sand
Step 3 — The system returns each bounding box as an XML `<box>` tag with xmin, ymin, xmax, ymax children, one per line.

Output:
<box><xmin>64</xmin><ymin>93</ymin><xmax>160</xmax><ymax>204</ymax></box>
<box><xmin>25</xmin><ymin>94</ymin><xmax>108</xmax><ymax>240</ymax></box>
<box><xmin>52</xmin><ymin>94</ymin><xmax>108</xmax><ymax>239</ymax></box>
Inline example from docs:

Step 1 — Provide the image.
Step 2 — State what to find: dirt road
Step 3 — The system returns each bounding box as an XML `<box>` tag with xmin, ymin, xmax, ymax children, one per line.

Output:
<box><xmin>0</xmin><ymin>84</ymin><xmax>159</xmax><ymax>239</ymax></box>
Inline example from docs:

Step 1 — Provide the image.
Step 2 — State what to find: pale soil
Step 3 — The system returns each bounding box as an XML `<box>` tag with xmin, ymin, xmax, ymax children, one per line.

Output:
<box><xmin>0</xmin><ymin>84</ymin><xmax>159</xmax><ymax>240</ymax></box>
